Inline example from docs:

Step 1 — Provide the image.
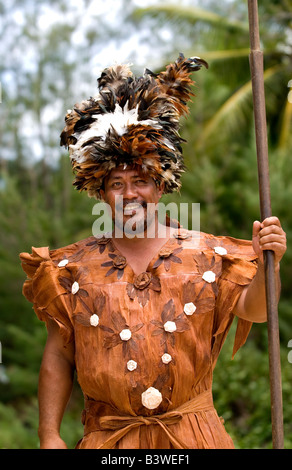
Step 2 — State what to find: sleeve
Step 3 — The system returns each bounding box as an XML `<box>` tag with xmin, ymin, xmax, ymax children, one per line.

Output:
<box><xmin>20</xmin><ymin>246</ymin><xmax>74</xmax><ymax>344</ymax></box>
<box><xmin>212</xmin><ymin>236</ymin><xmax>258</xmax><ymax>361</ymax></box>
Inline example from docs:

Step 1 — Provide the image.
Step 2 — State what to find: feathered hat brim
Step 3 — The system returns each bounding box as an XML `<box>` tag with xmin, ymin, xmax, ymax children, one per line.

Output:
<box><xmin>60</xmin><ymin>53</ymin><xmax>208</xmax><ymax>198</ymax></box>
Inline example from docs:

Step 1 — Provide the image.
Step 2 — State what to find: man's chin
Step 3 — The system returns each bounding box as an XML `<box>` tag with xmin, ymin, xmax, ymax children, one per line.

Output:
<box><xmin>114</xmin><ymin>216</ymin><xmax>156</xmax><ymax>238</ymax></box>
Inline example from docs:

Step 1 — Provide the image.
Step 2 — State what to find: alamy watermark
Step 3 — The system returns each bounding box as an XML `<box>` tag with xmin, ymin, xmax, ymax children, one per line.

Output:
<box><xmin>288</xmin><ymin>80</ymin><xmax>292</xmax><ymax>104</ymax></box>
<box><xmin>0</xmin><ymin>343</ymin><xmax>9</xmax><ymax>385</ymax></box>
<box><xmin>91</xmin><ymin>198</ymin><xmax>200</xmax><ymax>239</ymax></box>
<box><xmin>288</xmin><ymin>340</ymin><xmax>292</xmax><ymax>364</ymax></box>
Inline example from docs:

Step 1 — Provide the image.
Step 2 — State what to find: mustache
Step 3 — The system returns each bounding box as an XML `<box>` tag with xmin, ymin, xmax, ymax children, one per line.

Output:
<box><xmin>115</xmin><ymin>199</ymin><xmax>148</xmax><ymax>209</ymax></box>
<box><xmin>124</xmin><ymin>200</ymin><xmax>147</xmax><ymax>208</ymax></box>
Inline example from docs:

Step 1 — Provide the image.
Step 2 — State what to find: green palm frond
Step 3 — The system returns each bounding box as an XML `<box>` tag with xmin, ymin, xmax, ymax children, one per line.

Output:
<box><xmin>133</xmin><ymin>5</ymin><xmax>249</xmax><ymax>33</ymax></box>
<box><xmin>183</xmin><ymin>48</ymin><xmax>284</xmax><ymax>62</ymax></box>
<box><xmin>187</xmin><ymin>49</ymin><xmax>250</xmax><ymax>61</ymax></box>
<box><xmin>199</xmin><ymin>64</ymin><xmax>284</xmax><ymax>145</ymax></box>
<box><xmin>278</xmin><ymin>94</ymin><xmax>292</xmax><ymax>150</ymax></box>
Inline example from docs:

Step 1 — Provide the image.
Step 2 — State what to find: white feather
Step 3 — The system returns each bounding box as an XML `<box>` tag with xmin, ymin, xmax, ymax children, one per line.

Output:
<box><xmin>91</xmin><ymin>102</ymin><xmax>161</xmax><ymax>138</ymax></box>
<box><xmin>163</xmin><ymin>137</ymin><xmax>175</xmax><ymax>151</ymax></box>
<box><xmin>69</xmin><ymin>101</ymin><xmax>162</xmax><ymax>163</ymax></box>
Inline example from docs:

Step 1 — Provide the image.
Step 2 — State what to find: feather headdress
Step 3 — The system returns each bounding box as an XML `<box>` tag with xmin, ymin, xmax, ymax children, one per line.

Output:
<box><xmin>60</xmin><ymin>53</ymin><xmax>208</xmax><ymax>198</ymax></box>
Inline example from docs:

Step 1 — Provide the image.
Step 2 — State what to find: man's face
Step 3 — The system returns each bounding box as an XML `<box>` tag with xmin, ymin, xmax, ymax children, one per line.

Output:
<box><xmin>100</xmin><ymin>167</ymin><xmax>164</xmax><ymax>236</ymax></box>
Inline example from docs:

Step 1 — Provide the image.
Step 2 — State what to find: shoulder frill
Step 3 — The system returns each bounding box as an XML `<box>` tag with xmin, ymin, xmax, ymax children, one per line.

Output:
<box><xmin>20</xmin><ymin>245</ymin><xmax>76</xmax><ymax>344</ymax></box>
<box><xmin>206</xmin><ymin>234</ymin><xmax>258</xmax><ymax>361</ymax></box>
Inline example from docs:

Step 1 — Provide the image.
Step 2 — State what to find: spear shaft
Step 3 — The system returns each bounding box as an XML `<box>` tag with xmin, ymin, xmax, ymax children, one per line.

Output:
<box><xmin>247</xmin><ymin>0</ymin><xmax>284</xmax><ymax>449</ymax></box>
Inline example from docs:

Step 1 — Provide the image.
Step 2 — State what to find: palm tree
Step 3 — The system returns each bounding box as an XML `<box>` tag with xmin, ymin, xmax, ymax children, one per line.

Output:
<box><xmin>133</xmin><ymin>1</ymin><xmax>292</xmax><ymax>153</ymax></box>
<box><xmin>131</xmin><ymin>0</ymin><xmax>292</xmax><ymax>239</ymax></box>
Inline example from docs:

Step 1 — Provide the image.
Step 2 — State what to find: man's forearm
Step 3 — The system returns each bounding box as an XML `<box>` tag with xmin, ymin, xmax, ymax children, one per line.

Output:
<box><xmin>234</xmin><ymin>262</ymin><xmax>281</xmax><ymax>323</ymax></box>
<box><xmin>38</xmin><ymin>349</ymin><xmax>74</xmax><ymax>444</ymax></box>
<box><xmin>37</xmin><ymin>319</ymin><xmax>75</xmax><ymax>449</ymax></box>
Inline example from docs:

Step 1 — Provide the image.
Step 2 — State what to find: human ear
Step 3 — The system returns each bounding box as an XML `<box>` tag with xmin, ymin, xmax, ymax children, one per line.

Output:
<box><xmin>99</xmin><ymin>189</ymin><xmax>106</xmax><ymax>201</ymax></box>
<box><xmin>157</xmin><ymin>181</ymin><xmax>165</xmax><ymax>198</ymax></box>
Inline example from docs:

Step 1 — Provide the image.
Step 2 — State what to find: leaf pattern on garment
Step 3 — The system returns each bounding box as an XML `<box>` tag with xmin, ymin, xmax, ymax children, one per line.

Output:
<box><xmin>204</xmin><ymin>237</ymin><xmax>237</xmax><ymax>255</ymax></box>
<box><xmin>101</xmin><ymin>253</ymin><xmax>127</xmax><ymax>280</ymax></box>
<box><xmin>53</xmin><ymin>249</ymin><xmax>85</xmax><ymax>267</ymax></box>
<box><xmin>58</xmin><ymin>267</ymin><xmax>89</xmax><ymax>310</ymax></box>
<box><xmin>86</xmin><ymin>235</ymin><xmax>115</xmax><ymax>254</ymax></box>
<box><xmin>73</xmin><ymin>292</ymin><xmax>106</xmax><ymax>327</ymax></box>
<box><xmin>173</xmin><ymin>228</ymin><xmax>193</xmax><ymax>245</ymax></box>
<box><xmin>182</xmin><ymin>280</ymin><xmax>215</xmax><ymax>315</ymax></box>
<box><xmin>192</xmin><ymin>252</ymin><xmax>222</xmax><ymax>299</ymax></box>
<box><xmin>126</xmin><ymin>272</ymin><xmax>161</xmax><ymax>307</ymax></box>
<box><xmin>102</xmin><ymin>311</ymin><xmax>144</xmax><ymax>358</ymax></box>
<box><xmin>150</xmin><ymin>299</ymin><xmax>190</xmax><ymax>351</ymax></box>
<box><xmin>124</xmin><ymin>359</ymin><xmax>141</xmax><ymax>388</ymax></box>
<box><xmin>152</xmin><ymin>246</ymin><xmax>183</xmax><ymax>272</ymax></box>
<box><xmin>158</xmin><ymin>353</ymin><xmax>176</xmax><ymax>369</ymax></box>
<box><xmin>128</xmin><ymin>373</ymin><xmax>172</xmax><ymax>416</ymax></box>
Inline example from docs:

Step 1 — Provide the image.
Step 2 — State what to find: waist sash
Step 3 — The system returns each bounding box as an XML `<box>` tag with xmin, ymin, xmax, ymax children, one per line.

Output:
<box><xmin>82</xmin><ymin>389</ymin><xmax>214</xmax><ymax>449</ymax></box>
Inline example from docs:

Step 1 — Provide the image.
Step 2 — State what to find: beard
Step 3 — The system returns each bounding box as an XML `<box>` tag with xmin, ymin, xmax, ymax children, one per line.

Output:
<box><xmin>114</xmin><ymin>198</ymin><xmax>156</xmax><ymax>238</ymax></box>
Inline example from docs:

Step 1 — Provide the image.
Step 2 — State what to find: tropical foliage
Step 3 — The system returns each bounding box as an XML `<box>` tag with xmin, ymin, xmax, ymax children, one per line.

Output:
<box><xmin>0</xmin><ymin>0</ymin><xmax>291</xmax><ymax>449</ymax></box>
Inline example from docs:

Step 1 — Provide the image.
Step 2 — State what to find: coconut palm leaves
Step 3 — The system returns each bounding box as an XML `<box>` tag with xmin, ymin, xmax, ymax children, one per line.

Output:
<box><xmin>133</xmin><ymin>5</ymin><xmax>249</xmax><ymax>32</ymax></box>
<box><xmin>133</xmin><ymin>1</ymin><xmax>292</xmax><ymax>152</ymax></box>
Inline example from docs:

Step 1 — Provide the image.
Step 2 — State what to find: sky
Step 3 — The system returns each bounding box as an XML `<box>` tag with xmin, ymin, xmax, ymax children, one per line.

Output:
<box><xmin>7</xmin><ymin>0</ymin><xmax>201</xmax><ymax>72</ymax></box>
<box><xmin>0</xmin><ymin>1</ymin><xmax>155</xmax><ymax>161</ymax></box>
<box><xmin>0</xmin><ymin>0</ymin><xmax>233</xmax><ymax>164</ymax></box>
<box><xmin>4</xmin><ymin>0</ymin><xmax>290</xmax><ymax>165</ymax></box>
<box><xmin>2</xmin><ymin>0</ymin><xmax>204</xmax><ymax>163</ymax></box>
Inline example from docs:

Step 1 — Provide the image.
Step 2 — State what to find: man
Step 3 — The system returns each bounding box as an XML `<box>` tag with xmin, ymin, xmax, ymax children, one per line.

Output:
<box><xmin>20</xmin><ymin>55</ymin><xmax>286</xmax><ymax>449</ymax></box>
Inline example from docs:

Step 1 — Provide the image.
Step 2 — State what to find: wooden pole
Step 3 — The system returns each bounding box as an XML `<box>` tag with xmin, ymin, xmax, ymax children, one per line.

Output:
<box><xmin>247</xmin><ymin>0</ymin><xmax>284</xmax><ymax>449</ymax></box>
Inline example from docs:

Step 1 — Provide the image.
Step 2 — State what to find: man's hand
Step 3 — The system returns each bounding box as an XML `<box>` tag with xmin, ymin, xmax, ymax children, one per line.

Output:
<box><xmin>252</xmin><ymin>216</ymin><xmax>287</xmax><ymax>270</ymax></box>
<box><xmin>235</xmin><ymin>216</ymin><xmax>286</xmax><ymax>322</ymax></box>
<box><xmin>39</xmin><ymin>433</ymin><xmax>68</xmax><ymax>449</ymax></box>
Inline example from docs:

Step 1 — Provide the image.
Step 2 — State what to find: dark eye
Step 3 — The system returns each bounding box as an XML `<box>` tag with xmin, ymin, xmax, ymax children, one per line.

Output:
<box><xmin>112</xmin><ymin>182</ymin><xmax>122</xmax><ymax>188</ymax></box>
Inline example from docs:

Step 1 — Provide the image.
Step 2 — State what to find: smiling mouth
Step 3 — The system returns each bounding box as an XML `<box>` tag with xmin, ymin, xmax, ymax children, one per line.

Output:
<box><xmin>123</xmin><ymin>202</ymin><xmax>144</xmax><ymax>215</ymax></box>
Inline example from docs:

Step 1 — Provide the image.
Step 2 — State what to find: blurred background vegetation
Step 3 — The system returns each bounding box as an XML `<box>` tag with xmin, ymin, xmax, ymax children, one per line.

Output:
<box><xmin>0</xmin><ymin>0</ymin><xmax>291</xmax><ymax>449</ymax></box>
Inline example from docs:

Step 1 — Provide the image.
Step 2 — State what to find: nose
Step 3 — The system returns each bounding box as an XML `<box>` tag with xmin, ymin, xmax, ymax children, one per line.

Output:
<box><xmin>123</xmin><ymin>182</ymin><xmax>138</xmax><ymax>200</ymax></box>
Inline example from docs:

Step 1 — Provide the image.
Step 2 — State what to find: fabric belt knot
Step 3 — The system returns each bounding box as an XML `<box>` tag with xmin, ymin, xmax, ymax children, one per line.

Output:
<box><xmin>82</xmin><ymin>389</ymin><xmax>214</xmax><ymax>449</ymax></box>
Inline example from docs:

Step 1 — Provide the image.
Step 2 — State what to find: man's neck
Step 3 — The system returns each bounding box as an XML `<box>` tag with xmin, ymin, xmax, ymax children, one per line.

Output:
<box><xmin>112</xmin><ymin>221</ymin><xmax>174</xmax><ymax>250</ymax></box>
<box><xmin>111</xmin><ymin>221</ymin><xmax>175</xmax><ymax>275</ymax></box>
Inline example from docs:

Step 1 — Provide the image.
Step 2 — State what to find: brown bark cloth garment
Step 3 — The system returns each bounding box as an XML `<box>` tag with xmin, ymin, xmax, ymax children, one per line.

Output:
<box><xmin>20</xmin><ymin>228</ymin><xmax>258</xmax><ymax>449</ymax></box>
